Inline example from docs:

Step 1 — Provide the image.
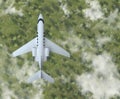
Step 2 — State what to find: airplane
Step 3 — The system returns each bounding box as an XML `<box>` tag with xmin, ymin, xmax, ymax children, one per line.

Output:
<box><xmin>12</xmin><ymin>14</ymin><xmax>70</xmax><ymax>83</ymax></box>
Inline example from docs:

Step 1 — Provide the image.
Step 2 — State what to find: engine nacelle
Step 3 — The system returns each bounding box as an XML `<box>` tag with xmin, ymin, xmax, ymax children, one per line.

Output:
<box><xmin>44</xmin><ymin>48</ymin><xmax>49</xmax><ymax>61</ymax></box>
<box><xmin>32</xmin><ymin>47</ymin><xmax>37</xmax><ymax>57</ymax></box>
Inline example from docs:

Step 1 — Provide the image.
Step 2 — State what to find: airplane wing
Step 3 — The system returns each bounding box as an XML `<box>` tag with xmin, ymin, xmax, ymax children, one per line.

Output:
<box><xmin>12</xmin><ymin>37</ymin><xmax>37</xmax><ymax>57</ymax></box>
<box><xmin>45</xmin><ymin>37</ymin><xmax>70</xmax><ymax>57</ymax></box>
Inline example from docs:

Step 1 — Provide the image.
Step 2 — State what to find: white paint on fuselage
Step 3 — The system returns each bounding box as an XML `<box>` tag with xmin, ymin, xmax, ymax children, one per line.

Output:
<box><xmin>36</xmin><ymin>14</ymin><xmax>44</xmax><ymax>68</ymax></box>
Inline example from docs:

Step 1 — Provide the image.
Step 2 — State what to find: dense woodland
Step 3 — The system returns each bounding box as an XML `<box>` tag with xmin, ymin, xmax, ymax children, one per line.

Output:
<box><xmin>0</xmin><ymin>0</ymin><xmax>120</xmax><ymax>99</ymax></box>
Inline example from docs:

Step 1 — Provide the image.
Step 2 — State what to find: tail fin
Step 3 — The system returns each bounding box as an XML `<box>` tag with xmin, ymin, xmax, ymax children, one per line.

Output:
<box><xmin>27</xmin><ymin>70</ymin><xmax>54</xmax><ymax>83</ymax></box>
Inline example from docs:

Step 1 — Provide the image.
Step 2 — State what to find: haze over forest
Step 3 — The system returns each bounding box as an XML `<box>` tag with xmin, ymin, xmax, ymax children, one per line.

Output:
<box><xmin>0</xmin><ymin>0</ymin><xmax>120</xmax><ymax>99</ymax></box>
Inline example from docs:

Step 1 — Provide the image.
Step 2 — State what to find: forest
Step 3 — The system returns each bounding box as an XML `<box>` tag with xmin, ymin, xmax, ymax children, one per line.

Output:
<box><xmin>0</xmin><ymin>0</ymin><xmax>120</xmax><ymax>99</ymax></box>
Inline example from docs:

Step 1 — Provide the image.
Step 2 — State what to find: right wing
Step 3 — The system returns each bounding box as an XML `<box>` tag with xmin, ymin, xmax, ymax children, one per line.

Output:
<box><xmin>12</xmin><ymin>37</ymin><xmax>37</xmax><ymax>57</ymax></box>
<box><xmin>45</xmin><ymin>37</ymin><xmax>70</xmax><ymax>57</ymax></box>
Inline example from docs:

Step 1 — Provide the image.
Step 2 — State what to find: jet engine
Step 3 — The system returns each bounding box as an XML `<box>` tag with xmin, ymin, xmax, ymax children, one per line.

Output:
<box><xmin>44</xmin><ymin>48</ymin><xmax>49</xmax><ymax>61</ymax></box>
<box><xmin>32</xmin><ymin>47</ymin><xmax>37</xmax><ymax>57</ymax></box>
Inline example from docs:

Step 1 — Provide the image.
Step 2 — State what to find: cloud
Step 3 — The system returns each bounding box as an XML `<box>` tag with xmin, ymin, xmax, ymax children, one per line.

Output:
<box><xmin>96</xmin><ymin>36</ymin><xmax>111</xmax><ymax>48</ymax></box>
<box><xmin>83</xmin><ymin>0</ymin><xmax>104</xmax><ymax>21</ymax></box>
<box><xmin>58</xmin><ymin>0</ymin><xmax>70</xmax><ymax>17</ymax></box>
<box><xmin>104</xmin><ymin>9</ymin><xmax>118</xmax><ymax>25</ymax></box>
<box><xmin>0</xmin><ymin>0</ymin><xmax>23</xmax><ymax>17</ymax></box>
<box><xmin>0</xmin><ymin>45</ymin><xmax>43</xmax><ymax>99</ymax></box>
<box><xmin>76</xmin><ymin>51</ymin><xmax>120</xmax><ymax>99</ymax></box>
<box><xmin>1</xmin><ymin>84</ymin><xmax>18</xmax><ymax>99</ymax></box>
<box><xmin>57</xmin><ymin>35</ymin><xmax>93</xmax><ymax>53</ymax></box>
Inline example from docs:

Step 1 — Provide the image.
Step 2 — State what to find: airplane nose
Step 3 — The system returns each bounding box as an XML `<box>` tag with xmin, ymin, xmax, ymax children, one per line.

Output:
<box><xmin>38</xmin><ymin>14</ymin><xmax>43</xmax><ymax>19</ymax></box>
<box><xmin>38</xmin><ymin>14</ymin><xmax>44</xmax><ymax>23</ymax></box>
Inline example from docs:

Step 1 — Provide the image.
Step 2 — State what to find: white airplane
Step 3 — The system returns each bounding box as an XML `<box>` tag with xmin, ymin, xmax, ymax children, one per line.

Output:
<box><xmin>12</xmin><ymin>14</ymin><xmax>70</xmax><ymax>83</ymax></box>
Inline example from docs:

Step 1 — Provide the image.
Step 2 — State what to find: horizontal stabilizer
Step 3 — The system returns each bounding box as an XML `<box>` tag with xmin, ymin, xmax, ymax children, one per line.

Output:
<box><xmin>27</xmin><ymin>70</ymin><xmax>54</xmax><ymax>83</ymax></box>
<box><xmin>41</xmin><ymin>71</ymin><xmax>54</xmax><ymax>83</ymax></box>
<box><xmin>27</xmin><ymin>71</ymin><xmax>41</xmax><ymax>83</ymax></box>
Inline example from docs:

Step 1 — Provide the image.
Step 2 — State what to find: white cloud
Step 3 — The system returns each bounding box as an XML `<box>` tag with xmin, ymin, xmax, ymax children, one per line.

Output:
<box><xmin>0</xmin><ymin>0</ymin><xmax>2</xmax><ymax>5</ymax></box>
<box><xmin>83</xmin><ymin>0</ymin><xmax>104</xmax><ymax>21</ymax></box>
<box><xmin>96</xmin><ymin>36</ymin><xmax>111</xmax><ymax>47</ymax></box>
<box><xmin>61</xmin><ymin>4</ymin><xmax>70</xmax><ymax>17</ymax></box>
<box><xmin>0</xmin><ymin>0</ymin><xmax>23</xmax><ymax>17</ymax></box>
<box><xmin>4</xmin><ymin>6</ymin><xmax>23</xmax><ymax>16</ymax></box>
<box><xmin>104</xmin><ymin>9</ymin><xmax>118</xmax><ymax>25</ymax></box>
<box><xmin>76</xmin><ymin>52</ymin><xmax>120</xmax><ymax>99</ymax></box>
<box><xmin>75</xmin><ymin>35</ymin><xmax>120</xmax><ymax>99</ymax></box>
<box><xmin>1</xmin><ymin>84</ymin><xmax>18</xmax><ymax>99</ymax></box>
<box><xmin>57</xmin><ymin>34</ymin><xmax>94</xmax><ymax>53</ymax></box>
<box><xmin>0</xmin><ymin>45</ymin><xmax>43</xmax><ymax>99</ymax></box>
<box><xmin>59</xmin><ymin>0</ymin><xmax>70</xmax><ymax>17</ymax></box>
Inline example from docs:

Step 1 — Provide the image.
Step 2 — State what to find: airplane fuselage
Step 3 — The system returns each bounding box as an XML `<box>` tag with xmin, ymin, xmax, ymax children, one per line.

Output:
<box><xmin>35</xmin><ymin>14</ymin><xmax>44</xmax><ymax>67</ymax></box>
<box><xmin>35</xmin><ymin>14</ymin><xmax>49</xmax><ymax>68</ymax></box>
<box><xmin>37</xmin><ymin>16</ymin><xmax>44</xmax><ymax>65</ymax></box>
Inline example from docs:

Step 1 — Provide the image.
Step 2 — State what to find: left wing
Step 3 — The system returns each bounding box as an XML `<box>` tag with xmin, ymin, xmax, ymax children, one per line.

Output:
<box><xmin>45</xmin><ymin>37</ymin><xmax>70</xmax><ymax>57</ymax></box>
<box><xmin>12</xmin><ymin>37</ymin><xmax>37</xmax><ymax>57</ymax></box>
